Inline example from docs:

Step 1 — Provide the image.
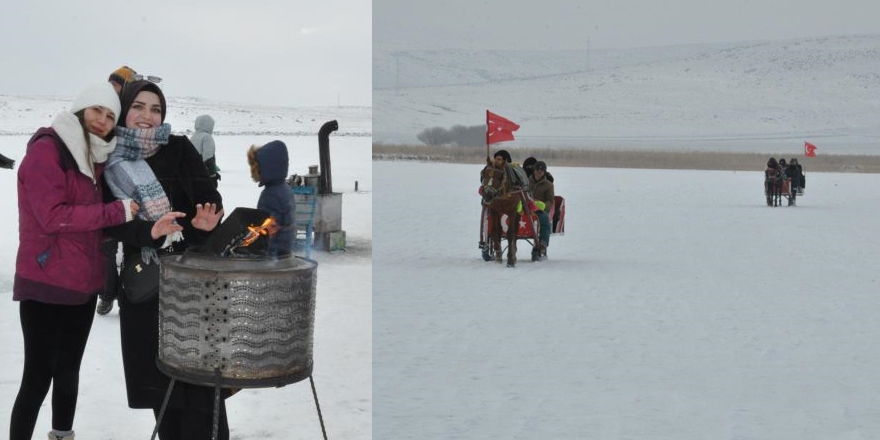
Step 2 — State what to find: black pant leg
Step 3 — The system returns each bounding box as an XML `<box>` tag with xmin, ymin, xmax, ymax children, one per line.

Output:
<box><xmin>10</xmin><ymin>301</ymin><xmax>59</xmax><ymax>440</ymax></box>
<box><xmin>100</xmin><ymin>240</ymin><xmax>120</xmax><ymax>302</ymax></box>
<box><xmin>50</xmin><ymin>297</ymin><xmax>97</xmax><ymax>431</ymax></box>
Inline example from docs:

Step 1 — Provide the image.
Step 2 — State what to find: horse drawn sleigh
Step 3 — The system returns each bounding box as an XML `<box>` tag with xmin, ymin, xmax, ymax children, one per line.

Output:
<box><xmin>479</xmin><ymin>163</ymin><xmax>565</xmax><ymax>267</ymax></box>
<box><xmin>764</xmin><ymin>158</ymin><xmax>805</xmax><ymax>207</ymax></box>
<box><xmin>764</xmin><ymin>178</ymin><xmax>804</xmax><ymax>207</ymax></box>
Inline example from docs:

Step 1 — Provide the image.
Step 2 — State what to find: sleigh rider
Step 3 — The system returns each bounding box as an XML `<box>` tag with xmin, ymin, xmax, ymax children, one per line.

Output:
<box><xmin>480</xmin><ymin>149</ymin><xmax>532</xmax><ymax>202</ymax></box>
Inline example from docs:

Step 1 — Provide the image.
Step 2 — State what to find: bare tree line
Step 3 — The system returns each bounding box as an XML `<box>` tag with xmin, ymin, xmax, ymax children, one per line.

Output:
<box><xmin>374</xmin><ymin>143</ymin><xmax>880</xmax><ymax>173</ymax></box>
<box><xmin>417</xmin><ymin>125</ymin><xmax>486</xmax><ymax>147</ymax></box>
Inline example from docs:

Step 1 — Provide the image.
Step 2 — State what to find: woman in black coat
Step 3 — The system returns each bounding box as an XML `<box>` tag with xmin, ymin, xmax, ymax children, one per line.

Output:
<box><xmin>103</xmin><ymin>80</ymin><xmax>226</xmax><ymax>440</ymax></box>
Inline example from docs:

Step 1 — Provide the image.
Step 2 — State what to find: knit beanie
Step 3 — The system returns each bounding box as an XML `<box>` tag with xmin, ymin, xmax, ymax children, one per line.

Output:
<box><xmin>108</xmin><ymin>65</ymin><xmax>137</xmax><ymax>88</ymax></box>
<box><xmin>70</xmin><ymin>82</ymin><xmax>121</xmax><ymax>124</ymax></box>
<box><xmin>118</xmin><ymin>80</ymin><xmax>167</xmax><ymax>125</ymax></box>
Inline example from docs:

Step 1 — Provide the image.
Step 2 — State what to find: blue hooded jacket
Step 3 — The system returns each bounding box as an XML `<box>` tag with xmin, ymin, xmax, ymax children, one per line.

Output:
<box><xmin>255</xmin><ymin>140</ymin><xmax>293</xmax><ymax>255</ymax></box>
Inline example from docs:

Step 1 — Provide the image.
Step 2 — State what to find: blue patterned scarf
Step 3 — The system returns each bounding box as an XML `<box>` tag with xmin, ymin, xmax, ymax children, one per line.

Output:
<box><xmin>105</xmin><ymin>123</ymin><xmax>180</xmax><ymax>263</ymax></box>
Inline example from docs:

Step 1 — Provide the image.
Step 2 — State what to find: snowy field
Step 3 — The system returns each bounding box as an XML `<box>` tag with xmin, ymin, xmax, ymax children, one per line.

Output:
<box><xmin>374</xmin><ymin>34</ymin><xmax>880</xmax><ymax>154</ymax></box>
<box><xmin>0</xmin><ymin>95</ymin><xmax>371</xmax><ymax>137</ymax></box>
<box><xmin>374</xmin><ymin>161</ymin><xmax>880</xmax><ymax>440</ymax></box>
<box><xmin>0</xmin><ymin>132</ymin><xmax>372</xmax><ymax>440</ymax></box>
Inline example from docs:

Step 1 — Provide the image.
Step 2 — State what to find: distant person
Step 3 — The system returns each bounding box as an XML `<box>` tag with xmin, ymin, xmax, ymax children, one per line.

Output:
<box><xmin>493</xmin><ymin>149</ymin><xmax>511</xmax><ymax>167</ymax></box>
<box><xmin>247</xmin><ymin>140</ymin><xmax>294</xmax><ymax>256</ymax></box>
<box><xmin>523</xmin><ymin>156</ymin><xmax>537</xmax><ymax>178</ymax></box>
<box><xmin>522</xmin><ymin>156</ymin><xmax>555</xmax><ymax>183</ymax></box>
<box><xmin>529</xmin><ymin>161</ymin><xmax>555</xmax><ymax>260</ymax></box>
<box><xmin>793</xmin><ymin>157</ymin><xmax>805</xmax><ymax>192</ymax></box>
<box><xmin>191</xmin><ymin>114</ymin><xmax>220</xmax><ymax>187</ymax></box>
<box><xmin>107</xmin><ymin>65</ymin><xmax>138</xmax><ymax>94</ymax></box>
<box><xmin>765</xmin><ymin>157</ymin><xmax>781</xmax><ymax>207</ymax></box>
<box><xmin>11</xmin><ymin>82</ymin><xmax>137</xmax><ymax>440</ymax></box>
<box><xmin>481</xmin><ymin>149</ymin><xmax>510</xmax><ymax>183</ymax></box>
<box><xmin>786</xmin><ymin>158</ymin><xmax>801</xmax><ymax>206</ymax></box>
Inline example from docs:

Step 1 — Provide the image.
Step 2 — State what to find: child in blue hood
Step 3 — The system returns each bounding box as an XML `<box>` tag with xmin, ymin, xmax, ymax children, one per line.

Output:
<box><xmin>247</xmin><ymin>140</ymin><xmax>294</xmax><ymax>255</ymax></box>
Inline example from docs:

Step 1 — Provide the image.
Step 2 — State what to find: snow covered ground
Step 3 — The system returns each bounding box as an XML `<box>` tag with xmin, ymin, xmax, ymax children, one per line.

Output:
<box><xmin>0</xmin><ymin>125</ymin><xmax>371</xmax><ymax>438</ymax></box>
<box><xmin>374</xmin><ymin>34</ymin><xmax>880</xmax><ymax>154</ymax></box>
<box><xmin>374</xmin><ymin>160</ymin><xmax>880</xmax><ymax>440</ymax></box>
<box><xmin>0</xmin><ymin>95</ymin><xmax>371</xmax><ymax>137</ymax></box>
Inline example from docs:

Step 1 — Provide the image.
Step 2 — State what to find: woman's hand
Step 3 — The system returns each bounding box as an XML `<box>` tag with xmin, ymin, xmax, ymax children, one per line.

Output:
<box><xmin>151</xmin><ymin>211</ymin><xmax>186</xmax><ymax>239</ymax></box>
<box><xmin>192</xmin><ymin>203</ymin><xmax>224</xmax><ymax>231</ymax></box>
<box><xmin>130</xmin><ymin>201</ymin><xmax>140</xmax><ymax>218</ymax></box>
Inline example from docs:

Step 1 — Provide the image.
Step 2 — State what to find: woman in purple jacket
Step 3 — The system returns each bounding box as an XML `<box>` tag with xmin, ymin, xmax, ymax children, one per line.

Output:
<box><xmin>10</xmin><ymin>83</ymin><xmax>139</xmax><ymax>440</ymax></box>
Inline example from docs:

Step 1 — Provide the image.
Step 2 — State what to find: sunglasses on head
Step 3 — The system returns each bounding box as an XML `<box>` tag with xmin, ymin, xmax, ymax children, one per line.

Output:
<box><xmin>131</xmin><ymin>74</ymin><xmax>162</xmax><ymax>84</ymax></box>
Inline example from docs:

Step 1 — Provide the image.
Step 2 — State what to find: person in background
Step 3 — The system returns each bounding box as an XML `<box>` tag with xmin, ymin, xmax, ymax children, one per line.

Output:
<box><xmin>108</xmin><ymin>65</ymin><xmax>138</xmax><ymax>95</ymax></box>
<box><xmin>480</xmin><ymin>149</ymin><xmax>511</xmax><ymax>182</ymax></box>
<box><xmin>11</xmin><ymin>82</ymin><xmax>137</xmax><ymax>440</ymax></box>
<box><xmin>492</xmin><ymin>149</ymin><xmax>511</xmax><ymax>168</ymax></box>
<box><xmin>794</xmin><ymin>157</ymin><xmax>805</xmax><ymax>192</ymax></box>
<box><xmin>522</xmin><ymin>156</ymin><xmax>537</xmax><ymax>178</ymax></box>
<box><xmin>786</xmin><ymin>158</ymin><xmax>801</xmax><ymax>206</ymax></box>
<box><xmin>98</xmin><ymin>65</ymin><xmax>138</xmax><ymax>316</ymax></box>
<box><xmin>529</xmin><ymin>161</ymin><xmax>555</xmax><ymax>260</ymax></box>
<box><xmin>522</xmin><ymin>156</ymin><xmax>555</xmax><ymax>183</ymax></box>
<box><xmin>191</xmin><ymin>114</ymin><xmax>220</xmax><ymax>187</ymax></box>
<box><xmin>765</xmin><ymin>157</ymin><xmax>781</xmax><ymax>207</ymax></box>
<box><xmin>247</xmin><ymin>140</ymin><xmax>294</xmax><ymax>256</ymax></box>
<box><xmin>103</xmin><ymin>79</ymin><xmax>226</xmax><ymax>440</ymax></box>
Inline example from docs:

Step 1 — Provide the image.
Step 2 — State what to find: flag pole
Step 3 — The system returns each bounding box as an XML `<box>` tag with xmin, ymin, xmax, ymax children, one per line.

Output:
<box><xmin>485</xmin><ymin>109</ymin><xmax>490</xmax><ymax>164</ymax></box>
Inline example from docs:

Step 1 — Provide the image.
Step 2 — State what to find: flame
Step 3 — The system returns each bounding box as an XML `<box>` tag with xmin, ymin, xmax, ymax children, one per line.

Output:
<box><xmin>240</xmin><ymin>217</ymin><xmax>280</xmax><ymax>247</ymax></box>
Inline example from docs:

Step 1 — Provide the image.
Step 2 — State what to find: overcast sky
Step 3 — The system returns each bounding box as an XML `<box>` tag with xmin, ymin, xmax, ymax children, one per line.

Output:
<box><xmin>0</xmin><ymin>0</ymin><xmax>371</xmax><ymax>107</ymax></box>
<box><xmin>375</xmin><ymin>0</ymin><xmax>880</xmax><ymax>51</ymax></box>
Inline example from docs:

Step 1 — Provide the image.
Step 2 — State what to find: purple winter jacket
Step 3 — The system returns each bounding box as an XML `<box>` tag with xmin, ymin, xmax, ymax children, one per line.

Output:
<box><xmin>14</xmin><ymin>128</ymin><xmax>127</xmax><ymax>305</ymax></box>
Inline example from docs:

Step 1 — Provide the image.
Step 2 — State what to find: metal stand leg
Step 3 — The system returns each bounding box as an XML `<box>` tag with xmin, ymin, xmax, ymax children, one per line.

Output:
<box><xmin>212</xmin><ymin>368</ymin><xmax>221</xmax><ymax>440</ymax></box>
<box><xmin>150</xmin><ymin>378</ymin><xmax>176</xmax><ymax>440</ymax></box>
<box><xmin>309</xmin><ymin>375</ymin><xmax>329</xmax><ymax>440</ymax></box>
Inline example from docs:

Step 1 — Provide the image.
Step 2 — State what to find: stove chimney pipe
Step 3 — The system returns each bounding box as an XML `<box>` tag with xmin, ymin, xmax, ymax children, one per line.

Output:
<box><xmin>318</xmin><ymin>120</ymin><xmax>338</xmax><ymax>195</ymax></box>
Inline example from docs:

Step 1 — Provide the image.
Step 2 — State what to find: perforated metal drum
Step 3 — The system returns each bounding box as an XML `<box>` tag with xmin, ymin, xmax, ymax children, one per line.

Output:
<box><xmin>157</xmin><ymin>253</ymin><xmax>317</xmax><ymax>388</ymax></box>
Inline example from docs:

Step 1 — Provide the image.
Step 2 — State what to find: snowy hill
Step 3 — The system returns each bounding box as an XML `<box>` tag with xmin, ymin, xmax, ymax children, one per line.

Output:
<box><xmin>0</xmin><ymin>95</ymin><xmax>372</xmax><ymax>137</ymax></box>
<box><xmin>374</xmin><ymin>34</ymin><xmax>880</xmax><ymax>154</ymax></box>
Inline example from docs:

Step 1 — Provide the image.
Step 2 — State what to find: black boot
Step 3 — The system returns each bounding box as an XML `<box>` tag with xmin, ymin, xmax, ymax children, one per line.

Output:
<box><xmin>96</xmin><ymin>297</ymin><xmax>114</xmax><ymax>315</ymax></box>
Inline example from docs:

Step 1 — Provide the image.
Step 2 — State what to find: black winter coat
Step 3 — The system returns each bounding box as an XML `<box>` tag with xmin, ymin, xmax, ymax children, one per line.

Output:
<box><xmin>786</xmin><ymin>164</ymin><xmax>801</xmax><ymax>187</ymax></box>
<box><xmin>103</xmin><ymin>134</ymin><xmax>224</xmax><ymax>409</ymax></box>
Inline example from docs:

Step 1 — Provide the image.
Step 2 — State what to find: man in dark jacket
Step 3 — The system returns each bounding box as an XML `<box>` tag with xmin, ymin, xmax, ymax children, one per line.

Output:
<box><xmin>787</xmin><ymin>158</ymin><xmax>801</xmax><ymax>206</ymax></box>
<box><xmin>522</xmin><ymin>156</ymin><xmax>555</xmax><ymax>182</ymax></box>
<box><xmin>523</xmin><ymin>157</ymin><xmax>537</xmax><ymax>178</ymax></box>
<box><xmin>481</xmin><ymin>149</ymin><xmax>512</xmax><ymax>184</ymax></box>
<box><xmin>529</xmin><ymin>161</ymin><xmax>555</xmax><ymax>260</ymax></box>
<box><xmin>765</xmin><ymin>157</ymin><xmax>781</xmax><ymax>207</ymax></box>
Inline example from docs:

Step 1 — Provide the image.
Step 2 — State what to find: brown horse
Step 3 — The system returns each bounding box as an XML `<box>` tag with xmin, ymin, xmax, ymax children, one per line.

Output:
<box><xmin>480</xmin><ymin>162</ymin><xmax>535</xmax><ymax>267</ymax></box>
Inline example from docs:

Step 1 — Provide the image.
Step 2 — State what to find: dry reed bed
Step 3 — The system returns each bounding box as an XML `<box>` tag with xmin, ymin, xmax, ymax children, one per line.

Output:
<box><xmin>373</xmin><ymin>144</ymin><xmax>880</xmax><ymax>173</ymax></box>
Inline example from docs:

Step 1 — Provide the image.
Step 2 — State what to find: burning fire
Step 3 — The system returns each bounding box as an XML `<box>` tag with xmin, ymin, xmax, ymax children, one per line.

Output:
<box><xmin>240</xmin><ymin>216</ymin><xmax>280</xmax><ymax>247</ymax></box>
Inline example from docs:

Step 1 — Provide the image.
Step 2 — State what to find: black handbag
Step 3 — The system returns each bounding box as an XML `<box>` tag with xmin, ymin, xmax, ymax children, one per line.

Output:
<box><xmin>120</xmin><ymin>253</ymin><xmax>160</xmax><ymax>303</ymax></box>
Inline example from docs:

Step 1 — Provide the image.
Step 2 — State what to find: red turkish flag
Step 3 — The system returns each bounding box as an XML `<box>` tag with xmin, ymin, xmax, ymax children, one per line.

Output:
<box><xmin>804</xmin><ymin>141</ymin><xmax>817</xmax><ymax>157</ymax></box>
<box><xmin>486</xmin><ymin>110</ymin><xmax>520</xmax><ymax>145</ymax></box>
